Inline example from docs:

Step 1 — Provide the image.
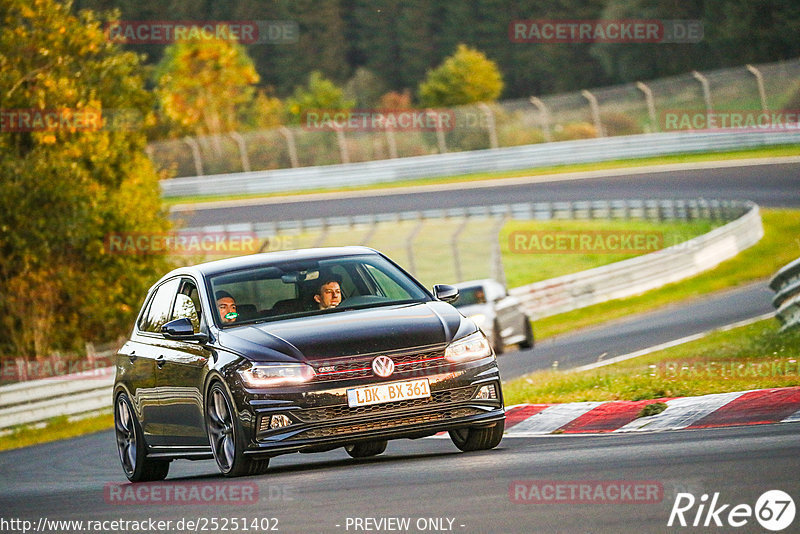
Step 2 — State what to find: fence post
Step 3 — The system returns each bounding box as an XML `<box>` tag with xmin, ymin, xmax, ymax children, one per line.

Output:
<box><xmin>183</xmin><ymin>137</ymin><xmax>204</xmax><ymax>176</ymax></box>
<box><xmin>335</xmin><ymin>128</ymin><xmax>350</xmax><ymax>164</ymax></box>
<box><xmin>490</xmin><ymin>215</ymin><xmax>508</xmax><ymax>286</ymax></box>
<box><xmin>405</xmin><ymin>216</ymin><xmax>425</xmax><ymax>275</ymax></box>
<box><xmin>692</xmin><ymin>71</ymin><xmax>713</xmax><ymax>114</ymax></box>
<box><xmin>746</xmin><ymin>64</ymin><xmax>769</xmax><ymax>112</ymax></box>
<box><xmin>279</xmin><ymin>127</ymin><xmax>300</xmax><ymax>168</ymax></box>
<box><xmin>428</xmin><ymin>109</ymin><xmax>447</xmax><ymax>153</ymax></box>
<box><xmin>450</xmin><ymin>217</ymin><xmax>470</xmax><ymax>283</ymax></box>
<box><xmin>582</xmin><ymin>89</ymin><xmax>604</xmax><ymax>137</ymax></box>
<box><xmin>229</xmin><ymin>132</ymin><xmax>251</xmax><ymax>173</ymax></box>
<box><xmin>313</xmin><ymin>221</ymin><xmax>329</xmax><ymax>248</ymax></box>
<box><xmin>529</xmin><ymin>96</ymin><xmax>552</xmax><ymax>142</ymax></box>
<box><xmin>360</xmin><ymin>216</ymin><xmax>378</xmax><ymax>246</ymax></box>
<box><xmin>385</xmin><ymin>127</ymin><xmax>398</xmax><ymax>159</ymax></box>
<box><xmin>479</xmin><ymin>103</ymin><xmax>499</xmax><ymax>149</ymax></box>
<box><xmin>636</xmin><ymin>81</ymin><xmax>658</xmax><ymax>132</ymax></box>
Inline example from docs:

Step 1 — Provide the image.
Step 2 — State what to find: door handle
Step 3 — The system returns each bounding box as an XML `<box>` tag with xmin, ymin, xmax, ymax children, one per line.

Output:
<box><xmin>156</xmin><ymin>355</ymin><xmax>166</xmax><ymax>369</ymax></box>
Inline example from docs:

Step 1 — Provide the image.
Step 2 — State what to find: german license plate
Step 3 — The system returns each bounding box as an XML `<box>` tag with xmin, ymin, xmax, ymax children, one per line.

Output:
<box><xmin>347</xmin><ymin>378</ymin><xmax>431</xmax><ymax>408</ymax></box>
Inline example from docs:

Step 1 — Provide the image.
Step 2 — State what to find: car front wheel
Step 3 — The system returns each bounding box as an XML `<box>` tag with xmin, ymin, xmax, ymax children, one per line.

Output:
<box><xmin>449</xmin><ymin>421</ymin><xmax>504</xmax><ymax>452</ymax></box>
<box><xmin>206</xmin><ymin>382</ymin><xmax>270</xmax><ymax>477</ymax></box>
<box><xmin>114</xmin><ymin>392</ymin><xmax>170</xmax><ymax>482</ymax></box>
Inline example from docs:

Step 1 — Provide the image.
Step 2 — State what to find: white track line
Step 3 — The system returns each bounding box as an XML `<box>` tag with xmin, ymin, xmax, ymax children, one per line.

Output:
<box><xmin>571</xmin><ymin>312</ymin><xmax>776</xmax><ymax>373</ymax></box>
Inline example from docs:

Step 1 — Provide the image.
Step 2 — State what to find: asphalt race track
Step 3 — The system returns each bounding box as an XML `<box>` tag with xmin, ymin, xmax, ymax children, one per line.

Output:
<box><xmin>0</xmin><ymin>424</ymin><xmax>798</xmax><ymax>533</ymax></box>
<box><xmin>2</xmin><ymin>161</ymin><xmax>799</xmax><ymax>533</ymax></box>
<box><xmin>172</xmin><ymin>160</ymin><xmax>800</xmax><ymax>227</ymax></box>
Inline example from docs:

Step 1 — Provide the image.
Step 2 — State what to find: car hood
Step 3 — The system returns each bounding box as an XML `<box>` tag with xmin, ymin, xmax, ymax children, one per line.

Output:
<box><xmin>216</xmin><ymin>301</ymin><xmax>475</xmax><ymax>362</ymax></box>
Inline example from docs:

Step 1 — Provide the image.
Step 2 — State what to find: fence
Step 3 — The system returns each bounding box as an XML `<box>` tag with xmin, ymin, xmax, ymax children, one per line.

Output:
<box><xmin>160</xmin><ymin>129</ymin><xmax>800</xmax><ymax>198</ymax></box>
<box><xmin>182</xmin><ymin>198</ymin><xmax>755</xmax><ymax>295</ymax></box>
<box><xmin>150</xmin><ymin>58</ymin><xmax>800</xmax><ymax>180</ymax></box>
<box><xmin>770</xmin><ymin>258</ymin><xmax>800</xmax><ymax>331</ymax></box>
<box><xmin>509</xmin><ymin>201</ymin><xmax>762</xmax><ymax>319</ymax></box>
<box><xmin>0</xmin><ymin>199</ymin><xmax>762</xmax><ymax>432</ymax></box>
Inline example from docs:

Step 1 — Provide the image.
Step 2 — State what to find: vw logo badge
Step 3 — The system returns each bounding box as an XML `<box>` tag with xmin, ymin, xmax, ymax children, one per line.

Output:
<box><xmin>371</xmin><ymin>355</ymin><xmax>395</xmax><ymax>378</ymax></box>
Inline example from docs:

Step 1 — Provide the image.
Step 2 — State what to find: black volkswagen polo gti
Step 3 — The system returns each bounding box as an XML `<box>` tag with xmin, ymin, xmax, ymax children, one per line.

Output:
<box><xmin>113</xmin><ymin>247</ymin><xmax>504</xmax><ymax>481</ymax></box>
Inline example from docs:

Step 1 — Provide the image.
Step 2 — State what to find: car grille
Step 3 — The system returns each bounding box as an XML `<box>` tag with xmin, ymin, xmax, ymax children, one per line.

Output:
<box><xmin>295</xmin><ymin>386</ymin><xmax>476</xmax><ymax>423</ymax></box>
<box><xmin>311</xmin><ymin>348</ymin><xmax>447</xmax><ymax>382</ymax></box>
<box><xmin>292</xmin><ymin>407</ymin><xmax>484</xmax><ymax>439</ymax></box>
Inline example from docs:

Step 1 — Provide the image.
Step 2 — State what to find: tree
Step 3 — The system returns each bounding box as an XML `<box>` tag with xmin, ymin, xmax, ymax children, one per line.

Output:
<box><xmin>285</xmin><ymin>71</ymin><xmax>354</xmax><ymax>123</ymax></box>
<box><xmin>154</xmin><ymin>35</ymin><xmax>261</xmax><ymax>137</ymax></box>
<box><xmin>418</xmin><ymin>44</ymin><xmax>504</xmax><ymax>107</ymax></box>
<box><xmin>0</xmin><ymin>0</ymin><xmax>170</xmax><ymax>357</ymax></box>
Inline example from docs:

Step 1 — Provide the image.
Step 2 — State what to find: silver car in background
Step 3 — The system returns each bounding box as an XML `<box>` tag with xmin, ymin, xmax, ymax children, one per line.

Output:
<box><xmin>452</xmin><ymin>279</ymin><xmax>534</xmax><ymax>354</ymax></box>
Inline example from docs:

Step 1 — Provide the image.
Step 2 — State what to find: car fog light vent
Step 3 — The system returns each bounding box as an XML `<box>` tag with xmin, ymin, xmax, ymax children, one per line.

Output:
<box><xmin>475</xmin><ymin>384</ymin><xmax>497</xmax><ymax>400</ymax></box>
<box><xmin>270</xmin><ymin>414</ymin><xmax>292</xmax><ymax>429</ymax></box>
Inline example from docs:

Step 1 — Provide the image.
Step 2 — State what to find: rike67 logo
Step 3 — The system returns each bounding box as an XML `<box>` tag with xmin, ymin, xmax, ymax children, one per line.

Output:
<box><xmin>668</xmin><ymin>490</ymin><xmax>795</xmax><ymax>531</ymax></box>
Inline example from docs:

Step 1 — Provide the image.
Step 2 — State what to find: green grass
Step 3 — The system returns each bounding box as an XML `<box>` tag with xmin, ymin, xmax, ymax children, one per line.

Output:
<box><xmin>165</xmin><ymin>144</ymin><xmax>800</xmax><ymax>207</ymax></box>
<box><xmin>531</xmin><ymin>209</ymin><xmax>800</xmax><ymax>340</ymax></box>
<box><xmin>0</xmin><ymin>411</ymin><xmax>113</xmax><ymax>452</ymax></box>
<box><xmin>503</xmin><ymin>319</ymin><xmax>800</xmax><ymax>405</ymax></box>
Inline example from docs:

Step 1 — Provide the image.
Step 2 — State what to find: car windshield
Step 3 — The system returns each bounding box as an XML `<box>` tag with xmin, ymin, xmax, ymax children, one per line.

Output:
<box><xmin>453</xmin><ymin>286</ymin><xmax>488</xmax><ymax>308</ymax></box>
<box><xmin>208</xmin><ymin>254</ymin><xmax>430</xmax><ymax>326</ymax></box>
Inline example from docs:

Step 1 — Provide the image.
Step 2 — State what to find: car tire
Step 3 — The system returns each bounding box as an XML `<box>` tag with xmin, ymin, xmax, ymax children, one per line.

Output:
<box><xmin>206</xmin><ymin>382</ymin><xmax>270</xmax><ymax>477</ymax></box>
<box><xmin>519</xmin><ymin>318</ymin><xmax>534</xmax><ymax>349</ymax></box>
<box><xmin>114</xmin><ymin>392</ymin><xmax>170</xmax><ymax>482</ymax></box>
<box><xmin>449</xmin><ymin>421</ymin><xmax>504</xmax><ymax>452</ymax></box>
<box><xmin>345</xmin><ymin>440</ymin><xmax>388</xmax><ymax>458</ymax></box>
<box><xmin>491</xmin><ymin>321</ymin><xmax>505</xmax><ymax>355</ymax></box>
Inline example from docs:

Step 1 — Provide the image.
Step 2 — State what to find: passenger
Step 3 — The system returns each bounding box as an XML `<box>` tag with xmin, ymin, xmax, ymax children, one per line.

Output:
<box><xmin>215</xmin><ymin>290</ymin><xmax>238</xmax><ymax>323</ymax></box>
<box><xmin>313</xmin><ymin>276</ymin><xmax>342</xmax><ymax>310</ymax></box>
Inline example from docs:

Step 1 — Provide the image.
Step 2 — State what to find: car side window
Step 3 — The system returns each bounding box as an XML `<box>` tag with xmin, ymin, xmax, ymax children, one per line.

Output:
<box><xmin>172</xmin><ymin>279</ymin><xmax>201</xmax><ymax>332</ymax></box>
<box><xmin>139</xmin><ymin>278</ymin><xmax>180</xmax><ymax>333</ymax></box>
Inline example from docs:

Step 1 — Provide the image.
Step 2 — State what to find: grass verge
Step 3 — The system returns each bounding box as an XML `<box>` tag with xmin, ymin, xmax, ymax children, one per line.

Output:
<box><xmin>530</xmin><ymin>209</ymin><xmax>800</xmax><ymax>340</ymax></box>
<box><xmin>165</xmin><ymin>145</ymin><xmax>800</xmax><ymax>207</ymax></box>
<box><xmin>503</xmin><ymin>319</ymin><xmax>800</xmax><ymax>405</ymax></box>
<box><xmin>0</xmin><ymin>411</ymin><xmax>113</xmax><ymax>452</ymax></box>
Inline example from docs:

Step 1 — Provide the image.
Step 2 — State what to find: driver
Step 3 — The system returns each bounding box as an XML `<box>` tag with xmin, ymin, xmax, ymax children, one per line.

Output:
<box><xmin>215</xmin><ymin>290</ymin><xmax>238</xmax><ymax>323</ymax></box>
<box><xmin>313</xmin><ymin>276</ymin><xmax>342</xmax><ymax>310</ymax></box>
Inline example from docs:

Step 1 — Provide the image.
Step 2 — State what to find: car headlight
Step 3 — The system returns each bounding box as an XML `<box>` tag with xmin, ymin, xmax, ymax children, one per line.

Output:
<box><xmin>469</xmin><ymin>313</ymin><xmax>487</xmax><ymax>327</ymax></box>
<box><xmin>445</xmin><ymin>331</ymin><xmax>493</xmax><ymax>363</ymax></box>
<box><xmin>238</xmin><ymin>363</ymin><xmax>316</xmax><ymax>387</ymax></box>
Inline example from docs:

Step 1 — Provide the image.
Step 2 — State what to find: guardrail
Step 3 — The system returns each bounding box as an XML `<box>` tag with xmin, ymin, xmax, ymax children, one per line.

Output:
<box><xmin>0</xmin><ymin>348</ymin><xmax>116</xmax><ymax>431</ymax></box>
<box><xmin>509</xmin><ymin>201</ymin><xmax>763</xmax><ymax>319</ymax></box>
<box><xmin>770</xmin><ymin>258</ymin><xmax>800</xmax><ymax>331</ymax></box>
<box><xmin>160</xmin><ymin>130</ymin><xmax>800</xmax><ymax>198</ymax></box>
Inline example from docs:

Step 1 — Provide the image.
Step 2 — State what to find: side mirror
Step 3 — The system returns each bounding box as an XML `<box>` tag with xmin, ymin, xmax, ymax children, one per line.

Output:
<box><xmin>433</xmin><ymin>284</ymin><xmax>459</xmax><ymax>303</ymax></box>
<box><xmin>162</xmin><ymin>317</ymin><xmax>208</xmax><ymax>343</ymax></box>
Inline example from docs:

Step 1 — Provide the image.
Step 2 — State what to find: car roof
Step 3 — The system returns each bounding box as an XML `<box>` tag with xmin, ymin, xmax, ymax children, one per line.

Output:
<box><xmin>156</xmin><ymin>246</ymin><xmax>381</xmax><ymax>282</ymax></box>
